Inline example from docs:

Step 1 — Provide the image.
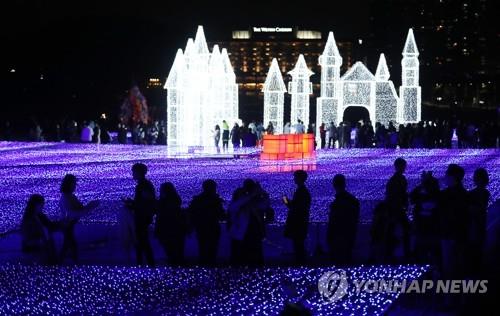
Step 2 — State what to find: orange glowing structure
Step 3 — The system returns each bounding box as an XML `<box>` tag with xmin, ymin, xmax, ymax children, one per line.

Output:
<box><xmin>260</xmin><ymin>134</ymin><xmax>315</xmax><ymax>160</ymax></box>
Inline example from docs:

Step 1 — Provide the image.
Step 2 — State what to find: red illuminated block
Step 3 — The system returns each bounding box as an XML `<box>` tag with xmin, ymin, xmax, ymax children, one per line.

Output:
<box><xmin>260</xmin><ymin>134</ymin><xmax>315</xmax><ymax>160</ymax></box>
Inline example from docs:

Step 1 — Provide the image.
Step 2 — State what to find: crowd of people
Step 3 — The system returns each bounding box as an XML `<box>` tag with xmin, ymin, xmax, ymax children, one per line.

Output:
<box><xmin>21</xmin><ymin>159</ymin><xmax>491</xmax><ymax>281</ymax></box>
<box><xmin>318</xmin><ymin>119</ymin><xmax>499</xmax><ymax>149</ymax></box>
<box><xmin>2</xmin><ymin>118</ymin><xmax>498</xmax><ymax>149</ymax></box>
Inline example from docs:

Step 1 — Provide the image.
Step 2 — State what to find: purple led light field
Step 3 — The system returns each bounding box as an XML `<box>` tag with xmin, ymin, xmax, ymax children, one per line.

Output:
<box><xmin>0</xmin><ymin>142</ymin><xmax>498</xmax><ymax>234</ymax></box>
<box><xmin>0</xmin><ymin>263</ymin><xmax>428</xmax><ymax>315</ymax></box>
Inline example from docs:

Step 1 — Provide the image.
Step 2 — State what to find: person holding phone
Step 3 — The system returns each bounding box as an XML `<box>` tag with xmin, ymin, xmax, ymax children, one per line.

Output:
<box><xmin>283</xmin><ymin>170</ymin><xmax>311</xmax><ymax>265</ymax></box>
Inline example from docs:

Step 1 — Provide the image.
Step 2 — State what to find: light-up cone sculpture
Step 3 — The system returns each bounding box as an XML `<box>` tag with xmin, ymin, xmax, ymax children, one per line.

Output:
<box><xmin>263</xmin><ymin>58</ymin><xmax>287</xmax><ymax>134</ymax></box>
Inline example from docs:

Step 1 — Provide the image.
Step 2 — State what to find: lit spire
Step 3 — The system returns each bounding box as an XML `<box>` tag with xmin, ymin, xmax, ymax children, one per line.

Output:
<box><xmin>375</xmin><ymin>53</ymin><xmax>390</xmax><ymax>81</ymax></box>
<box><xmin>288</xmin><ymin>54</ymin><xmax>314</xmax><ymax>77</ymax></box>
<box><xmin>323</xmin><ymin>32</ymin><xmax>341</xmax><ymax>57</ymax></box>
<box><xmin>193</xmin><ymin>25</ymin><xmax>209</xmax><ymax>55</ymax></box>
<box><xmin>221</xmin><ymin>48</ymin><xmax>236</xmax><ymax>81</ymax></box>
<box><xmin>185</xmin><ymin>38</ymin><xmax>194</xmax><ymax>55</ymax></box>
<box><xmin>164</xmin><ymin>49</ymin><xmax>185</xmax><ymax>89</ymax></box>
<box><xmin>263</xmin><ymin>58</ymin><xmax>287</xmax><ymax>93</ymax></box>
<box><xmin>403</xmin><ymin>28</ymin><xmax>419</xmax><ymax>56</ymax></box>
<box><xmin>209</xmin><ymin>45</ymin><xmax>223</xmax><ymax>73</ymax></box>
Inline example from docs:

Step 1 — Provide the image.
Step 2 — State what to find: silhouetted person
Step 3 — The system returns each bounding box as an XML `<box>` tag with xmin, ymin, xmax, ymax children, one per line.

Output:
<box><xmin>59</xmin><ymin>174</ymin><xmax>99</xmax><ymax>263</ymax></box>
<box><xmin>266</xmin><ymin>121</ymin><xmax>274</xmax><ymax>135</ymax></box>
<box><xmin>410</xmin><ymin>171</ymin><xmax>440</xmax><ymax>264</ymax></box>
<box><xmin>213</xmin><ymin>125</ymin><xmax>221</xmax><ymax>151</ymax></box>
<box><xmin>466</xmin><ymin>168</ymin><xmax>490</xmax><ymax>275</ymax></box>
<box><xmin>228</xmin><ymin>179</ymin><xmax>274</xmax><ymax>266</ymax></box>
<box><xmin>155</xmin><ymin>182</ymin><xmax>186</xmax><ymax>265</ymax></box>
<box><xmin>124</xmin><ymin>163</ymin><xmax>156</xmax><ymax>266</ymax></box>
<box><xmin>189</xmin><ymin>179</ymin><xmax>225</xmax><ymax>265</ymax></box>
<box><xmin>370</xmin><ymin>199</ymin><xmax>393</xmax><ymax>263</ymax></box>
<box><xmin>438</xmin><ymin>164</ymin><xmax>468</xmax><ymax>279</ymax></box>
<box><xmin>21</xmin><ymin>194</ymin><xmax>58</xmax><ymax>264</ymax></box>
<box><xmin>230</xmin><ymin>123</ymin><xmax>241</xmax><ymax>148</ymax></box>
<box><xmin>222</xmin><ymin>120</ymin><xmax>230</xmax><ymax>151</ymax></box>
<box><xmin>328</xmin><ymin>122</ymin><xmax>337</xmax><ymax>149</ymax></box>
<box><xmin>319</xmin><ymin>123</ymin><xmax>326</xmax><ymax>149</ymax></box>
<box><xmin>284</xmin><ymin>170</ymin><xmax>311</xmax><ymax>264</ymax></box>
<box><xmin>243</xmin><ymin>128</ymin><xmax>257</xmax><ymax>147</ymax></box>
<box><xmin>327</xmin><ymin>174</ymin><xmax>360</xmax><ymax>265</ymax></box>
<box><xmin>385</xmin><ymin>157</ymin><xmax>410</xmax><ymax>261</ymax></box>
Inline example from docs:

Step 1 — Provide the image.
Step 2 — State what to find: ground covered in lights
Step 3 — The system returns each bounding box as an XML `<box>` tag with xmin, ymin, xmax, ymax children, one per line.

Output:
<box><xmin>0</xmin><ymin>263</ymin><xmax>428</xmax><ymax>315</ymax></box>
<box><xmin>0</xmin><ymin>142</ymin><xmax>498</xmax><ymax>235</ymax></box>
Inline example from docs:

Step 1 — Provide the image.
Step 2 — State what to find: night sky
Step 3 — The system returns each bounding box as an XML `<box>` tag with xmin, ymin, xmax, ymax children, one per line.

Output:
<box><xmin>3</xmin><ymin>1</ymin><xmax>373</xmax><ymax>122</ymax></box>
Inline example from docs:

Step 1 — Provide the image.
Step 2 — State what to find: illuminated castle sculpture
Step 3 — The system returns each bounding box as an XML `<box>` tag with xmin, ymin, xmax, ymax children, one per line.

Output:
<box><xmin>165</xmin><ymin>26</ymin><xmax>238</xmax><ymax>148</ymax></box>
<box><xmin>263</xmin><ymin>58</ymin><xmax>287</xmax><ymax>134</ymax></box>
<box><xmin>314</xmin><ymin>29</ymin><xmax>421</xmax><ymax>140</ymax></box>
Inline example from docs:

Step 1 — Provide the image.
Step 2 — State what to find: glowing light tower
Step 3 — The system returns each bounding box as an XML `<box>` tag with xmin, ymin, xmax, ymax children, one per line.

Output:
<box><xmin>263</xmin><ymin>58</ymin><xmax>287</xmax><ymax>134</ymax></box>
<box><xmin>192</xmin><ymin>26</ymin><xmax>211</xmax><ymax>147</ymax></box>
<box><xmin>316</xmin><ymin>32</ymin><xmax>342</xmax><ymax>143</ymax></box>
<box><xmin>164</xmin><ymin>49</ymin><xmax>186</xmax><ymax>147</ymax></box>
<box><xmin>208</xmin><ymin>44</ymin><xmax>225</xmax><ymax>143</ymax></box>
<box><xmin>165</xmin><ymin>26</ymin><xmax>239</xmax><ymax>149</ymax></box>
<box><xmin>221</xmin><ymin>48</ymin><xmax>239</xmax><ymax>126</ymax></box>
<box><xmin>374</xmin><ymin>53</ymin><xmax>398</xmax><ymax>125</ymax></box>
<box><xmin>399</xmin><ymin>28</ymin><xmax>421</xmax><ymax>123</ymax></box>
<box><xmin>288</xmin><ymin>54</ymin><xmax>313</xmax><ymax>128</ymax></box>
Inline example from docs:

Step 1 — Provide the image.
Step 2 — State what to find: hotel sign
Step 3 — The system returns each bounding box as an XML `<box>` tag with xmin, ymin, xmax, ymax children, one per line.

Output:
<box><xmin>253</xmin><ymin>27</ymin><xmax>293</xmax><ymax>33</ymax></box>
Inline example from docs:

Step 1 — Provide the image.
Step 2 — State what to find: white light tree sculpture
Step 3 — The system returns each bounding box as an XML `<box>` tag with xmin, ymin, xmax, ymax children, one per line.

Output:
<box><xmin>263</xmin><ymin>58</ymin><xmax>287</xmax><ymax>134</ymax></box>
<box><xmin>399</xmin><ymin>28</ymin><xmax>421</xmax><ymax>123</ymax></box>
<box><xmin>288</xmin><ymin>54</ymin><xmax>313</xmax><ymax>128</ymax></box>
<box><xmin>165</xmin><ymin>26</ymin><xmax>239</xmax><ymax>149</ymax></box>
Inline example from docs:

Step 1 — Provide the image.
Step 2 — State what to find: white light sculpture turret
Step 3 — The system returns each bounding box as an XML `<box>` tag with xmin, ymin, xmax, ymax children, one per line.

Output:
<box><xmin>288</xmin><ymin>54</ymin><xmax>313</xmax><ymax>127</ymax></box>
<box><xmin>399</xmin><ymin>28</ymin><xmax>421</xmax><ymax>123</ymax></box>
<box><xmin>164</xmin><ymin>49</ymin><xmax>186</xmax><ymax>147</ymax></box>
<box><xmin>165</xmin><ymin>26</ymin><xmax>239</xmax><ymax>149</ymax></box>
<box><xmin>221</xmin><ymin>48</ymin><xmax>239</xmax><ymax>126</ymax></box>
<box><xmin>208</xmin><ymin>45</ymin><xmax>225</xmax><ymax>145</ymax></box>
<box><xmin>316</xmin><ymin>32</ymin><xmax>342</xmax><ymax>143</ymax></box>
<box><xmin>374</xmin><ymin>53</ymin><xmax>398</xmax><ymax>125</ymax></box>
<box><xmin>263</xmin><ymin>58</ymin><xmax>287</xmax><ymax>134</ymax></box>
